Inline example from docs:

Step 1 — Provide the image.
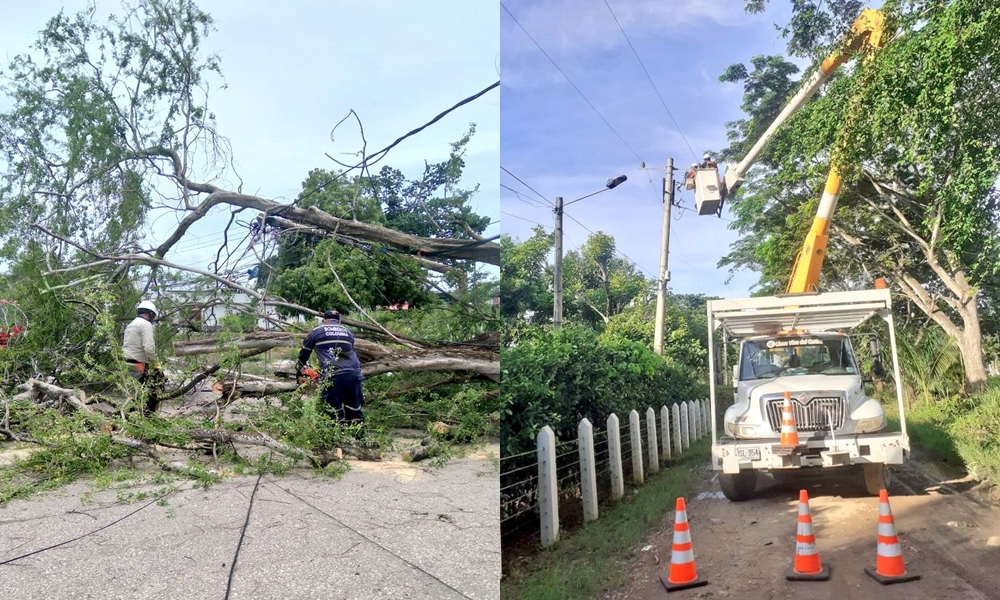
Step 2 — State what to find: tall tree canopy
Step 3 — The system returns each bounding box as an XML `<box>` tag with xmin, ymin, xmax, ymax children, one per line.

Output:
<box><xmin>719</xmin><ymin>0</ymin><xmax>1000</xmax><ymax>387</ymax></box>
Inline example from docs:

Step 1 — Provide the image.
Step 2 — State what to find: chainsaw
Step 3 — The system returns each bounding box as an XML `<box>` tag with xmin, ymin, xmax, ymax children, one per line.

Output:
<box><xmin>274</xmin><ymin>367</ymin><xmax>320</xmax><ymax>385</ymax></box>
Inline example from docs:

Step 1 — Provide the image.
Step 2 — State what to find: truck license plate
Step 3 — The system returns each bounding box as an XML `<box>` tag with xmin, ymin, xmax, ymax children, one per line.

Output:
<box><xmin>735</xmin><ymin>447</ymin><xmax>761</xmax><ymax>461</ymax></box>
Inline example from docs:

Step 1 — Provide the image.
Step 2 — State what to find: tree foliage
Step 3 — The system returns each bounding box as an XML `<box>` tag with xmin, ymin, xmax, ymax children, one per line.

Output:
<box><xmin>719</xmin><ymin>0</ymin><xmax>1000</xmax><ymax>385</ymax></box>
<box><xmin>0</xmin><ymin>0</ymin><xmax>221</xmax><ymax>261</ymax></box>
<box><xmin>562</xmin><ymin>232</ymin><xmax>648</xmax><ymax>327</ymax></box>
<box><xmin>499</xmin><ymin>227</ymin><xmax>553</xmax><ymax>331</ymax></box>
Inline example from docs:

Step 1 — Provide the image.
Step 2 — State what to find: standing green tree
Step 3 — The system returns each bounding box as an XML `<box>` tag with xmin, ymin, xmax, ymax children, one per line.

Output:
<box><xmin>499</xmin><ymin>227</ymin><xmax>553</xmax><ymax>337</ymax></box>
<box><xmin>562</xmin><ymin>232</ymin><xmax>648</xmax><ymax>327</ymax></box>
<box><xmin>718</xmin><ymin>0</ymin><xmax>1000</xmax><ymax>388</ymax></box>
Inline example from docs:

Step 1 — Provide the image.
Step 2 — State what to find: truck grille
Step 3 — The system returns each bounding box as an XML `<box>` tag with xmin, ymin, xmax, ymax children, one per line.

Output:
<box><xmin>765</xmin><ymin>397</ymin><xmax>846</xmax><ymax>433</ymax></box>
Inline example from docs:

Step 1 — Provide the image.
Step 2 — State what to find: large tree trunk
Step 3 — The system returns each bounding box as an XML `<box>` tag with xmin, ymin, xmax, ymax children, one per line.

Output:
<box><xmin>896</xmin><ymin>271</ymin><xmax>987</xmax><ymax>390</ymax></box>
<box><xmin>955</xmin><ymin>305</ymin><xmax>988</xmax><ymax>389</ymax></box>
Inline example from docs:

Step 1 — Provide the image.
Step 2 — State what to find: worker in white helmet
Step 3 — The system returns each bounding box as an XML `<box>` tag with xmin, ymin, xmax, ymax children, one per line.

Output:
<box><xmin>701</xmin><ymin>153</ymin><xmax>717</xmax><ymax>169</ymax></box>
<box><xmin>684</xmin><ymin>162</ymin><xmax>699</xmax><ymax>190</ymax></box>
<box><xmin>123</xmin><ymin>300</ymin><xmax>164</xmax><ymax>415</ymax></box>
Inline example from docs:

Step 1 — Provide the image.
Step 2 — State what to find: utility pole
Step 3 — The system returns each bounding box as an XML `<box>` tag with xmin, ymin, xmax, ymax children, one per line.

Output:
<box><xmin>553</xmin><ymin>196</ymin><xmax>564</xmax><ymax>328</ymax></box>
<box><xmin>653</xmin><ymin>159</ymin><xmax>674</xmax><ymax>355</ymax></box>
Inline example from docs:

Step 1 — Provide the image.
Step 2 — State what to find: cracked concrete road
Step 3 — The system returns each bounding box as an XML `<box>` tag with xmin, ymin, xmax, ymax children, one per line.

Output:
<box><xmin>0</xmin><ymin>450</ymin><xmax>500</xmax><ymax>600</ymax></box>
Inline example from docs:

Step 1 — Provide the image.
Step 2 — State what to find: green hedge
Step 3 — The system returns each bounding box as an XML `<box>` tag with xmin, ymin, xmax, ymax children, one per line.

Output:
<box><xmin>500</xmin><ymin>325</ymin><xmax>704</xmax><ymax>456</ymax></box>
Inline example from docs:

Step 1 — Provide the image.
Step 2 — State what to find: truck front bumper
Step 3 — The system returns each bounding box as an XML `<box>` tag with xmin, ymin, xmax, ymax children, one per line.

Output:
<box><xmin>711</xmin><ymin>433</ymin><xmax>909</xmax><ymax>474</ymax></box>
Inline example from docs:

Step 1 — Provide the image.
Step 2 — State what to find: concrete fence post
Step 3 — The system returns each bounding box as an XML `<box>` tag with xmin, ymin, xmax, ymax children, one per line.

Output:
<box><xmin>578</xmin><ymin>418</ymin><xmax>598</xmax><ymax>523</ymax></box>
<box><xmin>646</xmin><ymin>407</ymin><xmax>659</xmax><ymax>474</ymax></box>
<box><xmin>703</xmin><ymin>398</ymin><xmax>710</xmax><ymax>436</ymax></box>
<box><xmin>607</xmin><ymin>413</ymin><xmax>624</xmax><ymax>501</ymax></box>
<box><xmin>692</xmin><ymin>399</ymin><xmax>701</xmax><ymax>440</ymax></box>
<box><xmin>537</xmin><ymin>426</ymin><xmax>559</xmax><ymax>548</ymax></box>
<box><xmin>680</xmin><ymin>401</ymin><xmax>690</xmax><ymax>450</ymax></box>
<box><xmin>660</xmin><ymin>405</ymin><xmax>671</xmax><ymax>462</ymax></box>
<box><xmin>629</xmin><ymin>409</ymin><xmax>644</xmax><ymax>485</ymax></box>
<box><xmin>671</xmin><ymin>403</ymin><xmax>682</xmax><ymax>456</ymax></box>
<box><xmin>696</xmin><ymin>399</ymin><xmax>704</xmax><ymax>440</ymax></box>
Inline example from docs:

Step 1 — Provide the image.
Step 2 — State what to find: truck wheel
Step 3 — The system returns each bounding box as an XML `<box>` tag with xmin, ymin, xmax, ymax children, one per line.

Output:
<box><xmin>863</xmin><ymin>463</ymin><xmax>891</xmax><ymax>496</ymax></box>
<box><xmin>720</xmin><ymin>470</ymin><xmax>757</xmax><ymax>502</ymax></box>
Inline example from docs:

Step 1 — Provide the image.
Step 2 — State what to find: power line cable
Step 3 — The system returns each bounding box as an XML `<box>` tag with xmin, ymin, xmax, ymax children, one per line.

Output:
<box><xmin>0</xmin><ymin>485</ymin><xmax>181</xmax><ymax>566</ymax></box>
<box><xmin>500</xmin><ymin>166</ymin><xmax>551</xmax><ymax>206</ymax></box>
<box><xmin>562</xmin><ymin>211</ymin><xmax>657</xmax><ymax>278</ymax></box>
<box><xmin>501</xmin><ymin>2</ymin><xmax>646</xmax><ymax>165</ymax></box>
<box><xmin>602</xmin><ymin>0</ymin><xmax>699</xmax><ymax>161</ymax></box>
<box><xmin>271</xmin><ymin>480</ymin><xmax>475</xmax><ymax>600</ymax></box>
<box><xmin>501</xmin><ymin>184</ymin><xmax>549</xmax><ymax>209</ymax></box>
<box><xmin>500</xmin><ymin>210</ymin><xmax>550</xmax><ymax>228</ymax></box>
<box><xmin>223</xmin><ymin>474</ymin><xmax>262</xmax><ymax>600</ymax></box>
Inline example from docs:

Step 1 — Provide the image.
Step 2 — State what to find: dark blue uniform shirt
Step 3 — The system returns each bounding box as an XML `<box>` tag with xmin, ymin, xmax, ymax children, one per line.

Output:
<box><xmin>301</xmin><ymin>322</ymin><xmax>363</xmax><ymax>377</ymax></box>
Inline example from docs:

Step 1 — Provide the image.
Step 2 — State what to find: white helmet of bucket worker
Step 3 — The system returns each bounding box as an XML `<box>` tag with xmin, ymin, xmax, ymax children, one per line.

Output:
<box><xmin>703</xmin><ymin>152</ymin><xmax>712</xmax><ymax>160</ymax></box>
<box><xmin>137</xmin><ymin>300</ymin><xmax>158</xmax><ymax>318</ymax></box>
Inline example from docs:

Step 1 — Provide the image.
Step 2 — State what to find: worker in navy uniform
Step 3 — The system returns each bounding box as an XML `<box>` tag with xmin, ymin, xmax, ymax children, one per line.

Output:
<box><xmin>297</xmin><ymin>310</ymin><xmax>366</xmax><ymax>428</ymax></box>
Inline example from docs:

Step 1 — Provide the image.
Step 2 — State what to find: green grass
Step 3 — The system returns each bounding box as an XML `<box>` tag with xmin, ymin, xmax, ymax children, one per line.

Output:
<box><xmin>501</xmin><ymin>438</ymin><xmax>711</xmax><ymax>600</ymax></box>
<box><xmin>884</xmin><ymin>379</ymin><xmax>1000</xmax><ymax>486</ymax></box>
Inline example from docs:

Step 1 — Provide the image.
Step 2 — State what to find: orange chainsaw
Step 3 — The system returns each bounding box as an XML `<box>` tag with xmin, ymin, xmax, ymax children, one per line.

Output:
<box><xmin>275</xmin><ymin>367</ymin><xmax>320</xmax><ymax>385</ymax></box>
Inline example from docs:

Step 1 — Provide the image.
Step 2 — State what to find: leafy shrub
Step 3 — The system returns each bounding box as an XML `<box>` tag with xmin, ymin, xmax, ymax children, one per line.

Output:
<box><xmin>950</xmin><ymin>379</ymin><xmax>1000</xmax><ymax>484</ymax></box>
<box><xmin>500</xmin><ymin>325</ymin><xmax>705</xmax><ymax>456</ymax></box>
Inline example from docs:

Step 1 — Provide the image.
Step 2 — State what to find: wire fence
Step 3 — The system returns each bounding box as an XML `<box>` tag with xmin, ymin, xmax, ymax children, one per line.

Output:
<box><xmin>500</xmin><ymin>399</ymin><xmax>711</xmax><ymax>552</ymax></box>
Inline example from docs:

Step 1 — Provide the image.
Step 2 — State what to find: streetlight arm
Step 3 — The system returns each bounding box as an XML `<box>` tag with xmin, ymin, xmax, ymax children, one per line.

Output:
<box><xmin>563</xmin><ymin>173</ymin><xmax>627</xmax><ymax>207</ymax></box>
<box><xmin>563</xmin><ymin>187</ymin><xmax>609</xmax><ymax>207</ymax></box>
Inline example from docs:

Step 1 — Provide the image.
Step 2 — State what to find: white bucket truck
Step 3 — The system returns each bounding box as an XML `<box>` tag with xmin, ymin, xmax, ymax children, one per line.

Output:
<box><xmin>706</xmin><ymin>289</ymin><xmax>910</xmax><ymax>501</ymax></box>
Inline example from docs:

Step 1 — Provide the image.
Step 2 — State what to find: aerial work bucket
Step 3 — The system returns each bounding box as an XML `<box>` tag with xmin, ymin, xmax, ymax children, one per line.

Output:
<box><xmin>694</xmin><ymin>169</ymin><xmax>723</xmax><ymax>216</ymax></box>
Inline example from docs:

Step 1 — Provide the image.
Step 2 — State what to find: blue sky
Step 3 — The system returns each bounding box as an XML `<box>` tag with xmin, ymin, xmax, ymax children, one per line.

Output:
<box><xmin>1</xmin><ymin>1</ymin><xmax>499</xmax><ymax>279</ymax></box>
<box><xmin>501</xmin><ymin>0</ymin><xmax>799</xmax><ymax>299</ymax></box>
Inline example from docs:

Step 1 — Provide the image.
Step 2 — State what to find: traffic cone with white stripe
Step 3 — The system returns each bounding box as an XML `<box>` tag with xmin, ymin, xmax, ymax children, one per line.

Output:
<box><xmin>865</xmin><ymin>489</ymin><xmax>920</xmax><ymax>584</ymax></box>
<box><xmin>779</xmin><ymin>391</ymin><xmax>799</xmax><ymax>446</ymax></box>
<box><xmin>659</xmin><ymin>497</ymin><xmax>708</xmax><ymax>592</ymax></box>
<box><xmin>786</xmin><ymin>490</ymin><xmax>830</xmax><ymax>581</ymax></box>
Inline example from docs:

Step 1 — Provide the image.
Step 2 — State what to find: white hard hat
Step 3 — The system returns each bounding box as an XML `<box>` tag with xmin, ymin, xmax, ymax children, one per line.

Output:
<box><xmin>703</xmin><ymin>152</ymin><xmax>712</xmax><ymax>159</ymax></box>
<box><xmin>137</xmin><ymin>300</ymin><xmax>158</xmax><ymax>318</ymax></box>
<box><xmin>691</xmin><ymin>163</ymin><xmax>698</xmax><ymax>168</ymax></box>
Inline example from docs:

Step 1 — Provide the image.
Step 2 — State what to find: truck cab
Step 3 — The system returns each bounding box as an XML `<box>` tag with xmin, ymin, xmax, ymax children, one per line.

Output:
<box><xmin>727</xmin><ymin>331</ymin><xmax>886</xmax><ymax>441</ymax></box>
<box><xmin>706</xmin><ymin>289</ymin><xmax>910</xmax><ymax>501</ymax></box>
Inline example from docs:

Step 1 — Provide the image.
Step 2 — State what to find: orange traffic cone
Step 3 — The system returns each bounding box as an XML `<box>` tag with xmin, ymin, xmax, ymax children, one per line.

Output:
<box><xmin>865</xmin><ymin>489</ymin><xmax>920</xmax><ymax>584</ymax></box>
<box><xmin>786</xmin><ymin>490</ymin><xmax>830</xmax><ymax>581</ymax></box>
<box><xmin>779</xmin><ymin>391</ymin><xmax>799</xmax><ymax>446</ymax></box>
<box><xmin>659</xmin><ymin>497</ymin><xmax>708</xmax><ymax>592</ymax></box>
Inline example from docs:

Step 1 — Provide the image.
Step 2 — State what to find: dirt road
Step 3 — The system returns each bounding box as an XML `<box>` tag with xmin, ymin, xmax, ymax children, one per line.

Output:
<box><xmin>608</xmin><ymin>457</ymin><xmax>1000</xmax><ymax>600</ymax></box>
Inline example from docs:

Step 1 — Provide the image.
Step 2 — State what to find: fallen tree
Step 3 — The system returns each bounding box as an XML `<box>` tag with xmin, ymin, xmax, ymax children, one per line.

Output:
<box><xmin>172</xmin><ymin>331</ymin><xmax>500</xmax><ymax>382</ymax></box>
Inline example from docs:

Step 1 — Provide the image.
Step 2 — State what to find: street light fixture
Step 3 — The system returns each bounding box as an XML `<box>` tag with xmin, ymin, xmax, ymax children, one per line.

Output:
<box><xmin>553</xmin><ymin>174</ymin><xmax>628</xmax><ymax>328</ymax></box>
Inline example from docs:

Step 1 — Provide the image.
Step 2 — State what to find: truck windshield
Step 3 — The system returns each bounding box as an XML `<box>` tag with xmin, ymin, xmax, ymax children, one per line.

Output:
<box><xmin>739</xmin><ymin>336</ymin><xmax>858</xmax><ymax>380</ymax></box>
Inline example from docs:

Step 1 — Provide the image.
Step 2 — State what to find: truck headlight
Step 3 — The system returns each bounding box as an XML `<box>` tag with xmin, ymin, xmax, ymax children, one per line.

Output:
<box><xmin>726</xmin><ymin>422</ymin><xmax>759</xmax><ymax>438</ymax></box>
<box><xmin>856</xmin><ymin>415</ymin><xmax>885</xmax><ymax>433</ymax></box>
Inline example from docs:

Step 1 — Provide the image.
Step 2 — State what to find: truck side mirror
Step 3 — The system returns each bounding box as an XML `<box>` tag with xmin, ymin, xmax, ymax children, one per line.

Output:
<box><xmin>872</xmin><ymin>358</ymin><xmax>885</xmax><ymax>379</ymax></box>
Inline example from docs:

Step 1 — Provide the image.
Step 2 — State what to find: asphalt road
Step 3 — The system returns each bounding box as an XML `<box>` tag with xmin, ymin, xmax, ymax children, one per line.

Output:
<box><xmin>0</xmin><ymin>453</ymin><xmax>499</xmax><ymax>600</ymax></box>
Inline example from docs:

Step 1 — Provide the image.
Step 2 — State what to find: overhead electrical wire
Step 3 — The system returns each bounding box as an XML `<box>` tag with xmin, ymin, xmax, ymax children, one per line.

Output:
<box><xmin>500</xmin><ymin>166</ymin><xmax>551</xmax><ymax>206</ymax></box>
<box><xmin>501</xmin><ymin>2</ymin><xmax>646</xmax><ymax>165</ymax></box>
<box><xmin>501</xmin><ymin>184</ymin><xmax>549</xmax><ymax>209</ymax></box>
<box><xmin>602</xmin><ymin>0</ymin><xmax>700</xmax><ymax>162</ymax></box>
<box><xmin>562</xmin><ymin>211</ymin><xmax>657</xmax><ymax>278</ymax></box>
